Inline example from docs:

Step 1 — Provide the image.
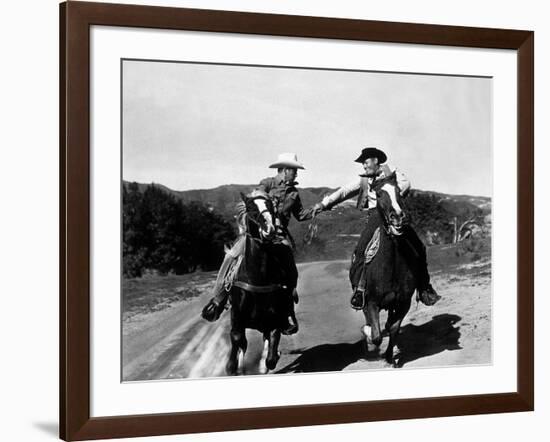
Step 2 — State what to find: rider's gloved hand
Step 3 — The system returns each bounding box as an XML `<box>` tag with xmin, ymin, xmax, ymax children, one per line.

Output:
<box><xmin>311</xmin><ymin>203</ymin><xmax>324</xmax><ymax>216</ymax></box>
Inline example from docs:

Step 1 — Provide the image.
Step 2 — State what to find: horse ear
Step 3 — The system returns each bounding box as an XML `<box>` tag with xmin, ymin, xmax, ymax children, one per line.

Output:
<box><xmin>381</xmin><ymin>171</ymin><xmax>397</xmax><ymax>185</ymax></box>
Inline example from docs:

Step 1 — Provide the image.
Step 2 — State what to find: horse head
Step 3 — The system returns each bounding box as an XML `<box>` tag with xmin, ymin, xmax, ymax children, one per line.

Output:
<box><xmin>372</xmin><ymin>172</ymin><xmax>406</xmax><ymax>236</ymax></box>
<box><xmin>239</xmin><ymin>190</ymin><xmax>276</xmax><ymax>241</ymax></box>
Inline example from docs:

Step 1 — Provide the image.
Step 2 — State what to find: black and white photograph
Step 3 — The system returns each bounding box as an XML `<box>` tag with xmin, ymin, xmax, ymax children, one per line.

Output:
<box><xmin>121</xmin><ymin>59</ymin><xmax>492</xmax><ymax>381</ymax></box>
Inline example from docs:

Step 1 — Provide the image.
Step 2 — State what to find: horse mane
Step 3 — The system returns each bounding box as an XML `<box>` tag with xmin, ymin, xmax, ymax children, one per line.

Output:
<box><xmin>235</xmin><ymin>201</ymin><xmax>246</xmax><ymax>218</ymax></box>
<box><xmin>248</xmin><ymin>188</ymin><xmax>269</xmax><ymax>200</ymax></box>
<box><xmin>372</xmin><ymin>171</ymin><xmax>397</xmax><ymax>191</ymax></box>
<box><xmin>235</xmin><ymin>201</ymin><xmax>247</xmax><ymax>234</ymax></box>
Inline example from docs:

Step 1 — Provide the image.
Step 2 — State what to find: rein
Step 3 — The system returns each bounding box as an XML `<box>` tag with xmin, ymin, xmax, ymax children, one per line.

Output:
<box><xmin>239</xmin><ymin>195</ymin><xmax>275</xmax><ymax>243</ymax></box>
<box><xmin>379</xmin><ymin>212</ymin><xmax>404</xmax><ymax>237</ymax></box>
<box><xmin>303</xmin><ymin>212</ymin><xmax>318</xmax><ymax>245</ymax></box>
<box><xmin>374</xmin><ymin>183</ymin><xmax>404</xmax><ymax>237</ymax></box>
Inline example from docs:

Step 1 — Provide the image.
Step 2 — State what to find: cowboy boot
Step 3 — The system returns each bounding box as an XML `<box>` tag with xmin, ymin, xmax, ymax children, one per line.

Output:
<box><xmin>350</xmin><ymin>261</ymin><xmax>368</xmax><ymax>310</ymax></box>
<box><xmin>201</xmin><ymin>296</ymin><xmax>228</xmax><ymax>322</ymax></box>
<box><xmin>398</xmin><ymin>227</ymin><xmax>441</xmax><ymax>307</ymax></box>
<box><xmin>282</xmin><ymin>290</ymin><xmax>299</xmax><ymax>335</ymax></box>
<box><xmin>416</xmin><ymin>283</ymin><xmax>441</xmax><ymax>306</ymax></box>
<box><xmin>282</xmin><ymin>313</ymin><xmax>299</xmax><ymax>335</ymax></box>
<box><xmin>413</xmin><ymin>247</ymin><xmax>441</xmax><ymax>306</ymax></box>
<box><xmin>201</xmin><ymin>254</ymin><xmax>234</xmax><ymax>322</ymax></box>
<box><xmin>350</xmin><ymin>289</ymin><xmax>366</xmax><ymax>310</ymax></box>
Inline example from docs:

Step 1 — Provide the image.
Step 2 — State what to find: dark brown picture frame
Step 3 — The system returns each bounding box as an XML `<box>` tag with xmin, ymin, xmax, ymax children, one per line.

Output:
<box><xmin>60</xmin><ymin>1</ymin><xmax>534</xmax><ymax>440</ymax></box>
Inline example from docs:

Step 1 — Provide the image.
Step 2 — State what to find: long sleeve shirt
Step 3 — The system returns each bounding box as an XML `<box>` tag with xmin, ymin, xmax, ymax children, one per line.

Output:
<box><xmin>257</xmin><ymin>176</ymin><xmax>313</xmax><ymax>229</ymax></box>
<box><xmin>320</xmin><ymin>164</ymin><xmax>411</xmax><ymax>211</ymax></box>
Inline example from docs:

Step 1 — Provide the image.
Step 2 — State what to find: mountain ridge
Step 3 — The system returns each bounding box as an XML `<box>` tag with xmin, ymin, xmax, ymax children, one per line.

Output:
<box><xmin>123</xmin><ymin>180</ymin><xmax>491</xmax><ymax>262</ymax></box>
<box><xmin>123</xmin><ymin>180</ymin><xmax>491</xmax><ymax>215</ymax></box>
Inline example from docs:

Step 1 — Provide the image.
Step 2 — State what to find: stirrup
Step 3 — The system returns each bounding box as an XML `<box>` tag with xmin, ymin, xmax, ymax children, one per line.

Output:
<box><xmin>350</xmin><ymin>289</ymin><xmax>366</xmax><ymax>310</ymax></box>
<box><xmin>416</xmin><ymin>284</ymin><xmax>441</xmax><ymax>306</ymax></box>
<box><xmin>201</xmin><ymin>299</ymin><xmax>224</xmax><ymax>322</ymax></box>
<box><xmin>281</xmin><ymin>316</ymin><xmax>299</xmax><ymax>335</ymax></box>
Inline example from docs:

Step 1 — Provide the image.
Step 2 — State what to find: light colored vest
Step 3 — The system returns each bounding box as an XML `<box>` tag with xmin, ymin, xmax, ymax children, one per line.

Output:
<box><xmin>356</xmin><ymin>164</ymin><xmax>394</xmax><ymax>210</ymax></box>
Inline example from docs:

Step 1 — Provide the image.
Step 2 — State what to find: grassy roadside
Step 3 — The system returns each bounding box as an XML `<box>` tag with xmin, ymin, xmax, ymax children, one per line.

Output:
<box><xmin>122</xmin><ymin>237</ymin><xmax>491</xmax><ymax>321</ymax></box>
<box><xmin>122</xmin><ymin>271</ymin><xmax>217</xmax><ymax>320</ymax></box>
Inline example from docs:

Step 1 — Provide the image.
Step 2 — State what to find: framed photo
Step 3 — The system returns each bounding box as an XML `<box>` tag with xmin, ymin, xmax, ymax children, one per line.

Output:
<box><xmin>60</xmin><ymin>1</ymin><xmax>533</xmax><ymax>440</ymax></box>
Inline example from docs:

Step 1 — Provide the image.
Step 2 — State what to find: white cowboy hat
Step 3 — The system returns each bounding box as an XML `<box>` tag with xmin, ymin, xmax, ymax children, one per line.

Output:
<box><xmin>268</xmin><ymin>153</ymin><xmax>305</xmax><ymax>170</ymax></box>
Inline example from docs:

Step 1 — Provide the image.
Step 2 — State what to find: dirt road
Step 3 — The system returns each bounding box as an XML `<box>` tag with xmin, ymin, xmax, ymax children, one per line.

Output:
<box><xmin>123</xmin><ymin>258</ymin><xmax>491</xmax><ymax>381</ymax></box>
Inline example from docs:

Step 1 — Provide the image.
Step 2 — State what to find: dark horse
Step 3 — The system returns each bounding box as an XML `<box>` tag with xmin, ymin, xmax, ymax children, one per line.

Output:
<box><xmin>225</xmin><ymin>192</ymin><xmax>294</xmax><ymax>375</ymax></box>
<box><xmin>350</xmin><ymin>173</ymin><xmax>417</xmax><ymax>366</ymax></box>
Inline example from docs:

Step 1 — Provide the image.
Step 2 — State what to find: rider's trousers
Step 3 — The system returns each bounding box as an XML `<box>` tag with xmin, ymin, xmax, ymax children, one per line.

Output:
<box><xmin>211</xmin><ymin>236</ymin><xmax>246</xmax><ymax>306</ymax></box>
<box><xmin>350</xmin><ymin>210</ymin><xmax>431</xmax><ymax>291</ymax></box>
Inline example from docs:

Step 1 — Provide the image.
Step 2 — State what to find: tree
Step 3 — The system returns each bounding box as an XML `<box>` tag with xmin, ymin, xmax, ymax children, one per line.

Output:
<box><xmin>122</xmin><ymin>183</ymin><xmax>236</xmax><ymax>277</ymax></box>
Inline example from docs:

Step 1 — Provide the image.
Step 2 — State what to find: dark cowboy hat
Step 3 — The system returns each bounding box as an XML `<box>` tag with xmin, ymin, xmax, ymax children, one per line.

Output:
<box><xmin>354</xmin><ymin>147</ymin><xmax>387</xmax><ymax>164</ymax></box>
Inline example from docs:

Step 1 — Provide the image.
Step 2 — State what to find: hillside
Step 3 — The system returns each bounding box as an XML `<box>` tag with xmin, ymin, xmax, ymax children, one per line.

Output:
<box><xmin>128</xmin><ymin>182</ymin><xmax>338</xmax><ymax>216</ymax></box>
<box><xmin>123</xmin><ymin>181</ymin><xmax>491</xmax><ymax>262</ymax></box>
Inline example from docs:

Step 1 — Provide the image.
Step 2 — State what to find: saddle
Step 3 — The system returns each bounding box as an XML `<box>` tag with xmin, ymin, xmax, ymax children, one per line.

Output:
<box><xmin>349</xmin><ymin>227</ymin><xmax>381</xmax><ymax>309</ymax></box>
<box><xmin>233</xmin><ymin>235</ymin><xmax>290</xmax><ymax>294</ymax></box>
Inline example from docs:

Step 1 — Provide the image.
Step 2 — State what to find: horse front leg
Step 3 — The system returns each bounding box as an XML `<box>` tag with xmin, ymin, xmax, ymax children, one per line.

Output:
<box><xmin>362</xmin><ymin>301</ymin><xmax>382</xmax><ymax>352</ymax></box>
<box><xmin>384</xmin><ymin>315</ymin><xmax>404</xmax><ymax>366</ymax></box>
<box><xmin>385</xmin><ymin>298</ymin><xmax>411</xmax><ymax>367</ymax></box>
<box><xmin>258</xmin><ymin>333</ymin><xmax>270</xmax><ymax>374</ymax></box>
<box><xmin>225</xmin><ymin>327</ymin><xmax>247</xmax><ymax>375</ymax></box>
<box><xmin>265</xmin><ymin>329</ymin><xmax>281</xmax><ymax>371</ymax></box>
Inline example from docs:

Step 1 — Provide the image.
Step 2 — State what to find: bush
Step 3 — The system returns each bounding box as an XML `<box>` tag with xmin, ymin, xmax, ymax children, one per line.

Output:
<box><xmin>455</xmin><ymin>236</ymin><xmax>490</xmax><ymax>261</ymax></box>
<box><xmin>122</xmin><ymin>183</ymin><xmax>236</xmax><ymax>277</ymax></box>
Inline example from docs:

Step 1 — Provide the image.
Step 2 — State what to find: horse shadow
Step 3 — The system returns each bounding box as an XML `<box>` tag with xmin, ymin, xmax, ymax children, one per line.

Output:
<box><xmin>275</xmin><ymin>313</ymin><xmax>462</xmax><ymax>373</ymax></box>
<box><xmin>275</xmin><ymin>340</ymin><xmax>367</xmax><ymax>373</ymax></box>
<box><xmin>393</xmin><ymin>313</ymin><xmax>462</xmax><ymax>367</ymax></box>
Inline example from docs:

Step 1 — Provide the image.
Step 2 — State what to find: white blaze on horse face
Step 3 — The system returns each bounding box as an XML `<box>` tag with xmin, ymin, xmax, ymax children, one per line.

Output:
<box><xmin>381</xmin><ymin>183</ymin><xmax>402</xmax><ymax>216</ymax></box>
<box><xmin>254</xmin><ymin>199</ymin><xmax>274</xmax><ymax>233</ymax></box>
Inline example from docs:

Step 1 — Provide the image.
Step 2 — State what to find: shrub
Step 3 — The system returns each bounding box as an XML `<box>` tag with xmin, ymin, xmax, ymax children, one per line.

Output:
<box><xmin>122</xmin><ymin>183</ymin><xmax>236</xmax><ymax>277</ymax></box>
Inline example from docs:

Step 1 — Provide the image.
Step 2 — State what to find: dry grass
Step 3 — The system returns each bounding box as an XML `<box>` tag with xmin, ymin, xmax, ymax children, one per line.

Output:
<box><xmin>122</xmin><ymin>271</ymin><xmax>217</xmax><ymax>321</ymax></box>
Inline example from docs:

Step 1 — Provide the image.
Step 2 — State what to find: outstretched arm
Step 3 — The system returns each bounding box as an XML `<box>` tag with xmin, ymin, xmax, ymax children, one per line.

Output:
<box><xmin>292</xmin><ymin>193</ymin><xmax>314</xmax><ymax>222</ymax></box>
<box><xmin>317</xmin><ymin>178</ymin><xmax>362</xmax><ymax>211</ymax></box>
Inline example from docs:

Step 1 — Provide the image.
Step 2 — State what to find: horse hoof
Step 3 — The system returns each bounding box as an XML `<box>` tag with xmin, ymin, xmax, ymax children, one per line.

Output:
<box><xmin>258</xmin><ymin>361</ymin><xmax>269</xmax><ymax>374</ymax></box>
<box><xmin>225</xmin><ymin>361</ymin><xmax>238</xmax><ymax>375</ymax></box>
<box><xmin>388</xmin><ymin>359</ymin><xmax>400</xmax><ymax>368</ymax></box>
<box><xmin>362</xmin><ymin>326</ymin><xmax>377</xmax><ymax>352</ymax></box>
<box><xmin>384</xmin><ymin>353</ymin><xmax>401</xmax><ymax>368</ymax></box>
<box><xmin>235</xmin><ymin>349</ymin><xmax>246</xmax><ymax>375</ymax></box>
<box><xmin>258</xmin><ymin>340</ymin><xmax>269</xmax><ymax>374</ymax></box>
<box><xmin>366</xmin><ymin>342</ymin><xmax>377</xmax><ymax>353</ymax></box>
<box><xmin>266</xmin><ymin>358</ymin><xmax>278</xmax><ymax>371</ymax></box>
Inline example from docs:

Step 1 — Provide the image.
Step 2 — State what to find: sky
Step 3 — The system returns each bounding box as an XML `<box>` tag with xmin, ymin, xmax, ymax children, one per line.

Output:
<box><xmin>122</xmin><ymin>59</ymin><xmax>492</xmax><ymax>197</ymax></box>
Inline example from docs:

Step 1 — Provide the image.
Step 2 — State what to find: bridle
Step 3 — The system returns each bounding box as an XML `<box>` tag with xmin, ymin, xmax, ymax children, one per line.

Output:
<box><xmin>241</xmin><ymin>195</ymin><xmax>276</xmax><ymax>244</ymax></box>
<box><xmin>374</xmin><ymin>178</ymin><xmax>405</xmax><ymax>237</ymax></box>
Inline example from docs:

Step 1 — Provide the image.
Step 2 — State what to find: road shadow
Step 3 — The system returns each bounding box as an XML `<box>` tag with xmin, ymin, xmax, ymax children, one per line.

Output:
<box><xmin>275</xmin><ymin>313</ymin><xmax>462</xmax><ymax>373</ymax></box>
<box><xmin>395</xmin><ymin>313</ymin><xmax>462</xmax><ymax>367</ymax></box>
<box><xmin>275</xmin><ymin>340</ymin><xmax>367</xmax><ymax>373</ymax></box>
